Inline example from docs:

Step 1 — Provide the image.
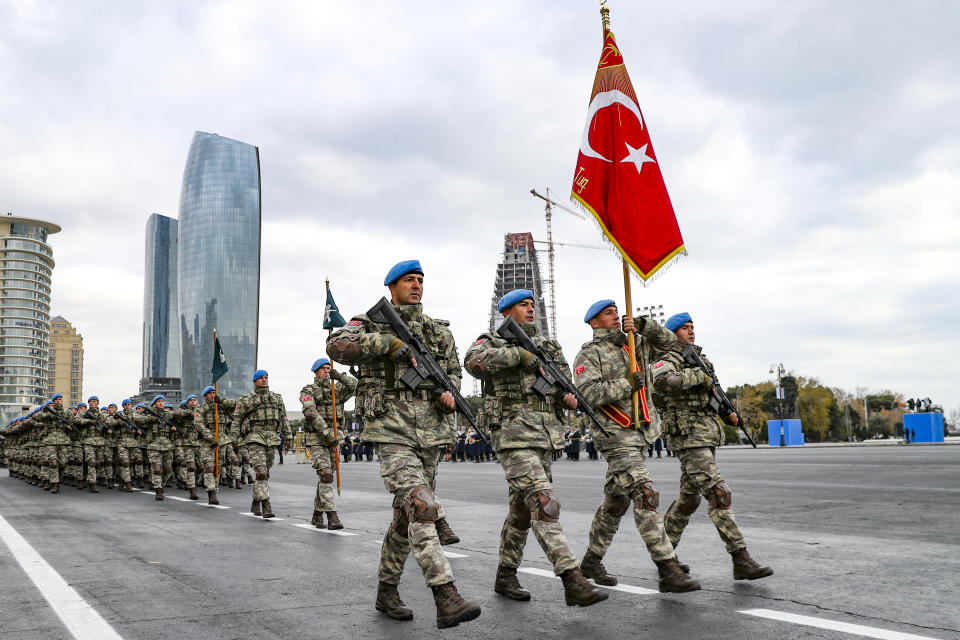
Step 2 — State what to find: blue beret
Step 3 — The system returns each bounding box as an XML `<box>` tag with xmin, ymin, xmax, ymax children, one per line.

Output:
<box><xmin>122</xmin><ymin>398</ymin><xmax>131</xmax><ymax>406</ymax></box>
<box><xmin>201</xmin><ymin>386</ymin><xmax>215</xmax><ymax>396</ymax></box>
<box><xmin>51</xmin><ymin>393</ymin><xmax>63</xmax><ymax>401</ymax></box>
<box><xmin>108</xmin><ymin>403</ymin><xmax>117</xmax><ymax>408</ymax></box>
<box><xmin>312</xmin><ymin>358</ymin><xmax>330</xmax><ymax>371</ymax></box>
<box><xmin>87</xmin><ymin>396</ymin><xmax>99</xmax><ymax>403</ymax></box>
<box><xmin>665</xmin><ymin>312</ymin><xmax>692</xmax><ymax>332</ymax></box>
<box><xmin>252</xmin><ymin>369</ymin><xmax>268</xmax><ymax>382</ymax></box>
<box><xmin>184</xmin><ymin>395</ymin><xmax>197</xmax><ymax>403</ymax></box>
<box><xmin>584</xmin><ymin>299</ymin><xmax>617</xmax><ymax>323</ymax></box>
<box><xmin>68</xmin><ymin>405</ymin><xmax>76</xmax><ymax>410</ymax></box>
<box><xmin>497</xmin><ymin>289</ymin><xmax>534</xmax><ymax>312</ymax></box>
<box><xmin>178</xmin><ymin>400</ymin><xmax>187</xmax><ymax>407</ymax></box>
<box><xmin>383</xmin><ymin>259</ymin><xmax>423</xmax><ymax>286</ymax></box>
<box><xmin>135</xmin><ymin>403</ymin><xmax>145</xmax><ymax>409</ymax></box>
<box><xmin>151</xmin><ymin>395</ymin><xmax>165</xmax><ymax>406</ymax></box>
<box><xmin>78</xmin><ymin>402</ymin><xmax>88</xmax><ymax>408</ymax></box>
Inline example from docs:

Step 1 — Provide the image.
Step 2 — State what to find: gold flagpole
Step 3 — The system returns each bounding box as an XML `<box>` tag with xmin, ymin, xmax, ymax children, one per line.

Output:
<box><xmin>623</xmin><ymin>260</ymin><xmax>641</xmax><ymax>425</ymax></box>
<box><xmin>213</xmin><ymin>328</ymin><xmax>220</xmax><ymax>481</ymax></box>
<box><xmin>326</xmin><ymin>278</ymin><xmax>342</xmax><ymax>496</ymax></box>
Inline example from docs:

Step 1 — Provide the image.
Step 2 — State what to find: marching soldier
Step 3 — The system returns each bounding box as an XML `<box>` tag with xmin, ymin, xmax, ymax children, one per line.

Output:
<box><xmin>75</xmin><ymin>397</ymin><xmax>107</xmax><ymax>492</ymax></box>
<box><xmin>573</xmin><ymin>300</ymin><xmax>700</xmax><ymax>592</ymax></box>
<box><xmin>192</xmin><ymin>393</ymin><xmax>222</xmax><ymax>505</ymax></box>
<box><xmin>108</xmin><ymin>400</ymin><xmax>142</xmax><ymax>492</ymax></box>
<box><xmin>327</xmin><ymin>259</ymin><xmax>480</xmax><ymax>629</ymax></box>
<box><xmin>651</xmin><ymin>312</ymin><xmax>773</xmax><ymax>581</ymax></box>
<box><xmin>199</xmin><ymin>386</ymin><xmax>242</xmax><ymax>490</ymax></box>
<box><xmin>134</xmin><ymin>395</ymin><xmax>183</xmax><ymax>500</ymax></box>
<box><xmin>173</xmin><ymin>396</ymin><xmax>202</xmax><ymax>500</ymax></box>
<box><xmin>32</xmin><ymin>394</ymin><xmax>73</xmax><ymax>493</ymax></box>
<box><xmin>464</xmin><ymin>289</ymin><xmax>607</xmax><ymax>607</ymax></box>
<box><xmin>236</xmin><ymin>369</ymin><xmax>292</xmax><ymax>518</ymax></box>
<box><xmin>300</xmin><ymin>357</ymin><xmax>356</xmax><ymax>530</ymax></box>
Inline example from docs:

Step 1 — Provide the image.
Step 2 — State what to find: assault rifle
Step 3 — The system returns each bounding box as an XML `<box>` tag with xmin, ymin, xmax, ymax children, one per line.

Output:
<box><xmin>681</xmin><ymin>345</ymin><xmax>757</xmax><ymax>448</ymax></box>
<box><xmin>366</xmin><ymin>297</ymin><xmax>486</xmax><ymax>444</ymax></box>
<box><xmin>85</xmin><ymin>409</ymin><xmax>115</xmax><ymax>436</ymax></box>
<box><xmin>43</xmin><ymin>405</ymin><xmax>78</xmax><ymax>437</ymax></box>
<box><xmin>496</xmin><ymin>316</ymin><xmax>611</xmax><ymax>437</ymax></box>
<box><xmin>143</xmin><ymin>406</ymin><xmax>178</xmax><ymax>435</ymax></box>
<box><xmin>111</xmin><ymin>411</ymin><xmax>143</xmax><ymax>436</ymax></box>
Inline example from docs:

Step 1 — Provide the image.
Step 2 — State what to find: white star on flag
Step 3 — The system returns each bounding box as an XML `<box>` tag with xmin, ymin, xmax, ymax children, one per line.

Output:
<box><xmin>621</xmin><ymin>141</ymin><xmax>656</xmax><ymax>175</ymax></box>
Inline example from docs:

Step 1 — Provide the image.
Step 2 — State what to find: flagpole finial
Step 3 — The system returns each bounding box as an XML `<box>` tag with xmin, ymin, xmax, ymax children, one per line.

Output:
<box><xmin>600</xmin><ymin>1</ymin><xmax>611</xmax><ymax>32</ymax></box>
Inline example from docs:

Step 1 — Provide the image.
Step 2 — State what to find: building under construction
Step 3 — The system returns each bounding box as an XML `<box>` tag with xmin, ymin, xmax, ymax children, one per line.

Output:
<box><xmin>488</xmin><ymin>232</ymin><xmax>551</xmax><ymax>337</ymax></box>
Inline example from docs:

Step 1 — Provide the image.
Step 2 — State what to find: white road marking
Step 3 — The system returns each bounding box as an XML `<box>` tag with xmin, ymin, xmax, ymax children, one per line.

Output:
<box><xmin>196</xmin><ymin>503</ymin><xmax>230</xmax><ymax>510</ymax></box>
<box><xmin>0</xmin><ymin>513</ymin><xmax>125</xmax><ymax>640</ymax></box>
<box><xmin>443</xmin><ymin>551</ymin><xmax>469</xmax><ymax>558</ymax></box>
<box><xmin>290</xmin><ymin>523</ymin><xmax>358</xmax><ymax>536</ymax></box>
<box><xmin>518</xmin><ymin>567</ymin><xmax>658</xmax><ymax>595</ymax></box>
<box><xmin>239</xmin><ymin>512</ymin><xmax>285</xmax><ymax>520</ymax></box>
<box><xmin>740</xmin><ymin>609</ymin><xmax>940</xmax><ymax>640</ymax></box>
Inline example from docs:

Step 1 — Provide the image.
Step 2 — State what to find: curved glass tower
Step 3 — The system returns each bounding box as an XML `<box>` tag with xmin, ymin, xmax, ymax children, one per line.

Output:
<box><xmin>142</xmin><ymin>213</ymin><xmax>180</xmax><ymax>380</ymax></box>
<box><xmin>0</xmin><ymin>214</ymin><xmax>61</xmax><ymax>423</ymax></box>
<box><xmin>177</xmin><ymin>132</ymin><xmax>261</xmax><ymax>400</ymax></box>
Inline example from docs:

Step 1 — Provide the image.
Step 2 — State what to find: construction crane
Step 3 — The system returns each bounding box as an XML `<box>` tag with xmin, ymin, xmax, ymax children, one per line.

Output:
<box><xmin>531</xmin><ymin>188</ymin><xmax>606</xmax><ymax>339</ymax></box>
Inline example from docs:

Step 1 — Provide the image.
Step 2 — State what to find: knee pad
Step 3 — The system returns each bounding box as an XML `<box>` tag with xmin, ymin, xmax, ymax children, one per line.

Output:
<box><xmin>709</xmin><ymin>481</ymin><xmax>732</xmax><ymax>509</ymax></box>
<box><xmin>391</xmin><ymin>508</ymin><xmax>410</xmax><ymax>538</ymax></box>
<box><xmin>186</xmin><ymin>461</ymin><xmax>196</xmax><ymax>472</ymax></box>
<box><xmin>675</xmin><ymin>492</ymin><xmax>702</xmax><ymax>515</ymax></box>
<box><xmin>405</xmin><ymin>486</ymin><xmax>439</xmax><ymax>523</ymax></box>
<box><xmin>527</xmin><ymin>490</ymin><xmax>561</xmax><ymax>523</ymax></box>
<box><xmin>255</xmin><ymin>466</ymin><xmax>268</xmax><ymax>481</ymax></box>
<box><xmin>152</xmin><ymin>465</ymin><xmax>162</xmax><ymax>474</ymax></box>
<box><xmin>204</xmin><ymin>462</ymin><xmax>215</xmax><ymax>473</ymax></box>
<box><xmin>319</xmin><ymin>469</ymin><xmax>334</xmax><ymax>484</ymax></box>
<box><xmin>48</xmin><ymin>459</ymin><xmax>58</xmax><ymax>469</ymax></box>
<box><xmin>601</xmin><ymin>494</ymin><xmax>631</xmax><ymax>517</ymax></box>
<box><xmin>631</xmin><ymin>482</ymin><xmax>660</xmax><ymax>511</ymax></box>
<box><xmin>506</xmin><ymin>500</ymin><xmax>532</xmax><ymax>530</ymax></box>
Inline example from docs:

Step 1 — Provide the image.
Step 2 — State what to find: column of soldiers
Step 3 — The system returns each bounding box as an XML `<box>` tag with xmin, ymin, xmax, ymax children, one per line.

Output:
<box><xmin>2</xmin><ymin>258</ymin><xmax>773</xmax><ymax>631</ymax></box>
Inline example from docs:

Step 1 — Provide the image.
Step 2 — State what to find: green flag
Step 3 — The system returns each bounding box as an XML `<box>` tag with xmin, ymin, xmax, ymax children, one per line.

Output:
<box><xmin>212</xmin><ymin>335</ymin><xmax>229</xmax><ymax>384</ymax></box>
<box><xmin>323</xmin><ymin>288</ymin><xmax>346</xmax><ymax>329</ymax></box>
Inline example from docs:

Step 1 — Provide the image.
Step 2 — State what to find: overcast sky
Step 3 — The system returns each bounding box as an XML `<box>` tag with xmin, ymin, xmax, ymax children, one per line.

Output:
<box><xmin>2</xmin><ymin>0</ymin><xmax>957</xmax><ymax>419</ymax></box>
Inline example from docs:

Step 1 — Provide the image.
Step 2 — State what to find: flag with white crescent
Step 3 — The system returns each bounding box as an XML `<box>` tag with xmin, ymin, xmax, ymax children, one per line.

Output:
<box><xmin>570</xmin><ymin>21</ymin><xmax>686</xmax><ymax>281</ymax></box>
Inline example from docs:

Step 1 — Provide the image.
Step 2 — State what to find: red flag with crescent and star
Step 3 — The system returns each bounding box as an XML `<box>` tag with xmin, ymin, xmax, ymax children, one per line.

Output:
<box><xmin>570</xmin><ymin>23</ymin><xmax>686</xmax><ymax>281</ymax></box>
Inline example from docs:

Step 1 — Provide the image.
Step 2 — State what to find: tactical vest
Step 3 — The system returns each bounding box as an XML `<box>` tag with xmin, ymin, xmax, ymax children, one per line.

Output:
<box><xmin>653</xmin><ymin>346</ymin><xmax>712</xmax><ymax>413</ymax></box>
<box><xmin>308</xmin><ymin>381</ymin><xmax>343</xmax><ymax>425</ymax></box>
<box><xmin>243</xmin><ymin>391</ymin><xmax>283</xmax><ymax>431</ymax></box>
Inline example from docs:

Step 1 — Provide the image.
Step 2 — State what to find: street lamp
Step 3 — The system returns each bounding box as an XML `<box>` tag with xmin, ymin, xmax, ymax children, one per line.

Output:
<box><xmin>769</xmin><ymin>363</ymin><xmax>785</xmax><ymax>445</ymax></box>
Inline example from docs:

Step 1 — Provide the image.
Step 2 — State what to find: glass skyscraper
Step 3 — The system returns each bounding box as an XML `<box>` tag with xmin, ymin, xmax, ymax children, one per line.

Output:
<box><xmin>140</xmin><ymin>213</ymin><xmax>181</xmax><ymax>402</ymax></box>
<box><xmin>0</xmin><ymin>214</ymin><xmax>61</xmax><ymax>424</ymax></box>
<box><xmin>177</xmin><ymin>132</ymin><xmax>261</xmax><ymax>400</ymax></box>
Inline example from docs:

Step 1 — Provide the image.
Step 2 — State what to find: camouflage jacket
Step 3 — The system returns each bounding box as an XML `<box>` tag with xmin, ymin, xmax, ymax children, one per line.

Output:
<box><xmin>109</xmin><ymin>409</ymin><xmax>143</xmax><ymax>447</ymax></box>
<box><xmin>196</xmin><ymin>397</ymin><xmax>237</xmax><ymax>445</ymax></box>
<box><xmin>170</xmin><ymin>405</ymin><xmax>200</xmax><ymax>446</ymax></box>
<box><xmin>650</xmin><ymin>342</ymin><xmax>725</xmax><ymax>450</ymax></box>
<box><xmin>326</xmin><ymin>303</ymin><xmax>460</xmax><ymax>448</ymax></box>
<box><xmin>75</xmin><ymin>408</ymin><xmax>110</xmax><ymax>446</ymax></box>
<box><xmin>464</xmin><ymin>323</ymin><xmax>569</xmax><ymax>452</ymax></box>
<box><xmin>132</xmin><ymin>407</ymin><xmax>185</xmax><ymax>451</ymax></box>
<box><xmin>34</xmin><ymin>406</ymin><xmax>75</xmax><ymax>445</ymax></box>
<box><xmin>236</xmin><ymin>387</ymin><xmax>291</xmax><ymax>447</ymax></box>
<box><xmin>298</xmin><ymin>376</ymin><xmax>352</xmax><ymax>447</ymax></box>
<box><xmin>573</xmin><ymin>319</ymin><xmax>676</xmax><ymax>452</ymax></box>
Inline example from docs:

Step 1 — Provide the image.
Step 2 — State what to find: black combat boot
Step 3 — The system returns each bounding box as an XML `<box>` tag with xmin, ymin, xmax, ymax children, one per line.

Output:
<box><xmin>312</xmin><ymin>510</ymin><xmax>325</xmax><ymax>528</ymax></box>
<box><xmin>435</xmin><ymin>518</ymin><xmax>460</xmax><ymax>545</ymax></box>
<box><xmin>50</xmin><ymin>482</ymin><xmax>60</xmax><ymax>494</ymax></box>
<box><xmin>250</xmin><ymin>499</ymin><xmax>262</xmax><ymax>516</ymax></box>
<box><xmin>234</xmin><ymin>478</ymin><xmax>242</xmax><ymax>489</ymax></box>
<box><xmin>580</xmin><ymin>549</ymin><xmax>618</xmax><ymax>586</ymax></box>
<box><xmin>189</xmin><ymin>487</ymin><xmax>198</xmax><ymax>500</ymax></box>
<box><xmin>675</xmin><ymin>555</ymin><xmax>690</xmax><ymax>573</ymax></box>
<box><xmin>494</xmin><ymin>564</ymin><xmax>531</xmax><ymax>601</ymax></box>
<box><xmin>325</xmin><ymin>511</ymin><xmax>343</xmax><ymax>530</ymax></box>
<box><xmin>656</xmin><ymin>558</ymin><xmax>701</xmax><ymax>592</ymax></box>
<box><xmin>207</xmin><ymin>490</ymin><xmax>219</xmax><ymax>505</ymax></box>
<box><xmin>260</xmin><ymin>499</ymin><xmax>275</xmax><ymax>518</ymax></box>
<box><xmin>42</xmin><ymin>479</ymin><xmax>50</xmax><ymax>490</ymax></box>
<box><xmin>88</xmin><ymin>482</ymin><xmax>99</xmax><ymax>493</ymax></box>
<box><xmin>560</xmin><ymin>568</ymin><xmax>609</xmax><ymax>607</ymax></box>
<box><xmin>431</xmin><ymin>582</ymin><xmax>481</xmax><ymax>629</ymax></box>
<box><xmin>375</xmin><ymin>581</ymin><xmax>413</xmax><ymax>620</ymax></box>
<box><xmin>155</xmin><ymin>487</ymin><xmax>164</xmax><ymax>500</ymax></box>
<box><xmin>731</xmin><ymin>548</ymin><xmax>773</xmax><ymax>580</ymax></box>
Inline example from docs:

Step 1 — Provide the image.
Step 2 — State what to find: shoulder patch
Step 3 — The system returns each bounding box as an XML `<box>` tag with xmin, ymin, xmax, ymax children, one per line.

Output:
<box><xmin>302</xmin><ymin>396</ymin><xmax>311</xmax><ymax>402</ymax></box>
<box><xmin>348</xmin><ymin>320</ymin><xmax>363</xmax><ymax>326</ymax></box>
<box><xmin>653</xmin><ymin>361</ymin><xmax>665</xmax><ymax>369</ymax></box>
<box><xmin>575</xmin><ymin>364</ymin><xmax>586</xmax><ymax>375</ymax></box>
<box><xmin>472</xmin><ymin>338</ymin><xmax>485</xmax><ymax>346</ymax></box>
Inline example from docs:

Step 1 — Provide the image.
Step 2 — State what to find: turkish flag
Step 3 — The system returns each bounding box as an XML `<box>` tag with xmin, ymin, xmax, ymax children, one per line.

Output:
<box><xmin>571</xmin><ymin>26</ymin><xmax>685</xmax><ymax>280</ymax></box>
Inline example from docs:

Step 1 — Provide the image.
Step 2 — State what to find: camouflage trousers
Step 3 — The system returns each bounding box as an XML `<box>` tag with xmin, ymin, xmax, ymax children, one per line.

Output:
<box><xmin>218</xmin><ymin>444</ymin><xmax>240</xmax><ymax>481</ymax></box>
<box><xmin>195</xmin><ymin>446</ymin><xmax>217</xmax><ymax>491</ymax></box>
<box><xmin>43</xmin><ymin>444</ymin><xmax>69</xmax><ymax>484</ymax></box>
<box><xmin>177</xmin><ymin>444</ymin><xmax>199</xmax><ymax>489</ymax></box>
<box><xmin>497</xmin><ymin>448</ymin><xmax>578</xmax><ymax>575</ymax></box>
<box><xmin>248</xmin><ymin>443</ymin><xmax>276</xmax><ymax>501</ymax></box>
<box><xmin>83</xmin><ymin>444</ymin><xmax>102</xmax><ymax>483</ymax></box>
<box><xmin>116</xmin><ymin>445</ymin><xmax>143</xmax><ymax>483</ymax></box>
<box><xmin>67</xmin><ymin>444</ymin><xmax>83</xmax><ymax>482</ymax></box>
<box><xmin>310</xmin><ymin>445</ymin><xmax>337</xmax><ymax>512</ymax></box>
<box><xmin>663</xmin><ymin>446</ymin><xmax>745</xmax><ymax>553</ymax></box>
<box><xmin>100</xmin><ymin>445</ymin><xmax>115</xmax><ymax>482</ymax></box>
<box><xmin>237</xmin><ymin>445</ymin><xmax>253</xmax><ymax>480</ymax></box>
<box><xmin>376</xmin><ymin>443</ymin><xmax>454</xmax><ymax>588</ymax></box>
<box><xmin>587</xmin><ymin>446</ymin><xmax>675</xmax><ymax>563</ymax></box>
<box><xmin>147</xmin><ymin>449</ymin><xmax>174</xmax><ymax>489</ymax></box>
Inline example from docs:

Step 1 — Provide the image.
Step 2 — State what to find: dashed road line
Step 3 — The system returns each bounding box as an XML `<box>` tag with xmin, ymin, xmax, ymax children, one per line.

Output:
<box><xmin>196</xmin><ymin>503</ymin><xmax>231</xmax><ymax>510</ymax></box>
<box><xmin>0</xmin><ymin>513</ymin><xmax>124</xmax><ymax>640</ymax></box>
<box><xmin>739</xmin><ymin>609</ymin><xmax>941</xmax><ymax>640</ymax></box>
<box><xmin>443</xmin><ymin>551</ymin><xmax>470</xmax><ymax>558</ymax></box>
<box><xmin>290</xmin><ymin>523</ymin><xmax>358</xmax><ymax>536</ymax></box>
<box><xmin>239</xmin><ymin>512</ymin><xmax>285</xmax><ymax>520</ymax></box>
<box><xmin>519</xmin><ymin>567</ymin><xmax>658</xmax><ymax>595</ymax></box>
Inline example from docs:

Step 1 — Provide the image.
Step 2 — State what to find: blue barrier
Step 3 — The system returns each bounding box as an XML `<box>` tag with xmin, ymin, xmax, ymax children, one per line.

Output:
<box><xmin>903</xmin><ymin>413</ymin><xmax>944</xmax><ymax>443</ymax></box>
<box><xmin>767</xmin><ymin>419</ymin><xmax>804</xmax><ymax>446</ymax></box>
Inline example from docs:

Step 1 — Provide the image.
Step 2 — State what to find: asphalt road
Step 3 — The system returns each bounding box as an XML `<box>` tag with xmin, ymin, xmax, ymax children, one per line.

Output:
<box><xmin>1</xmin><ymin>445</ymin><xmax>958</xmax><ymax>640</ymax></box>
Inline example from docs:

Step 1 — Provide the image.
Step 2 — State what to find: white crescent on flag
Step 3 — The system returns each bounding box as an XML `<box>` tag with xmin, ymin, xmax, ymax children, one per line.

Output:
<box><xmin>578</xmin><ymin>89</ymin><xmax>646</xmax><ymax>163</ymax></box>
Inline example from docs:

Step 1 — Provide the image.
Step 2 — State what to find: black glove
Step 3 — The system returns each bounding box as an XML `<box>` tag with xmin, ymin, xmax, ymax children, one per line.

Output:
<box><xmin>625</xmin><ymin>372</ymin><xmax>643</xmax><ymax>393</ymax></box>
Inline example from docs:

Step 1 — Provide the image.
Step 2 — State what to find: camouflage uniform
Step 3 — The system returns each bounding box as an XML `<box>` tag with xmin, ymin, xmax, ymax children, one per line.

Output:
<box><xmin>75</xmin><ymin>408</ymin><xmax>108</xmax><ymax>488</ymax></box>
<box><xmin>172</xmin><ymin>407</ymin><xmax>200</xmax><ymax>494</ymax></box>
<box><xmin>236</xmin><ymin>386</ymin><xmax>291</xmax><ymax>504</ymax></box>
<box><xmin>300</xmin><ymin>371</ymin><xmax>356</xmax><ymax>516</ymax></box>
<box><xmin>35</xmin><ymin>406</ymin><xmax>77</xmax><ymax>490</ymax></box>
<box><xmin>326</xmin><ymin>304</ymin><xmax>458</xmax><ymax>588</ymax></box>
<box><xmin>197</xmin><ymin>396</ymin><xmax>240</xmax><ymax>487</ymax></box>
<box><xmin>192</xmin><ymin>409</ymin><xmax>221</xmax><ymax>494</ymax></box>
<box><xmin>135</xmin><ymin>407</ymin><xmax>181</xmax><ymax>490</ymax></box>
<box><xmin>110</xmin><ymin>409</ymin><xmax>144</xmax><ymax>489</ymax></box>
<box><xmin>651</xmin><ymin>343</ymin><xmax>745</xmax><ymax>553</ymax></box>
<box><xmin>573</xmin><ymin>319</ymin><xmax>682</xmax><ymax>570</ymax></box>
<box><xmin>464</xmin><ymin>323</ymin><xmax>578</xmax><ymax>576</ymax></box>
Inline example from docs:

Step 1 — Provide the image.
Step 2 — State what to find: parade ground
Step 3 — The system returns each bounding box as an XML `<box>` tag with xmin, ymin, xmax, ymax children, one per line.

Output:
<box><xmin>1</xmin><ymin>444</ymin><xmax>958</xmax><ymax>640</ymax></box>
